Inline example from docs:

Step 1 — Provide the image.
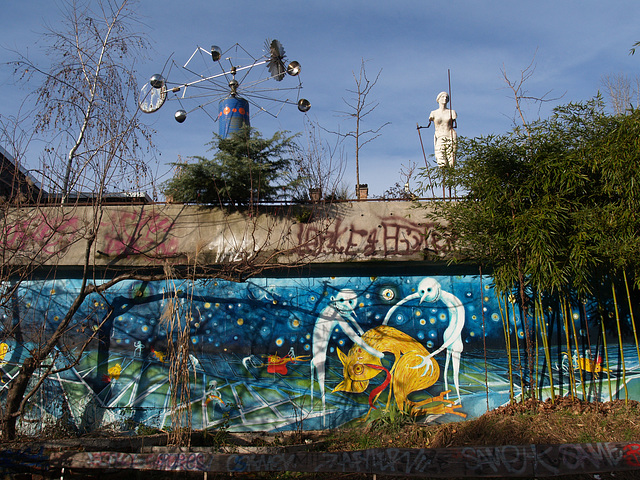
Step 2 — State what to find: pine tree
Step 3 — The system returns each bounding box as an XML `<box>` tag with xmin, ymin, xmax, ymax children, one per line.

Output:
<box><xmin>164</xmin><ymin>126</ymin><xmax>298</xmax><ymax>206</ymax></box>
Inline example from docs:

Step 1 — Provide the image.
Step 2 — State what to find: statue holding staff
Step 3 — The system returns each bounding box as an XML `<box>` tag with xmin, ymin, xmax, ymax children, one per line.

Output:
<box><xmin>425</xmin><ymin>91</ymin><xmax>457</xmax><ymax>167</ymax></box>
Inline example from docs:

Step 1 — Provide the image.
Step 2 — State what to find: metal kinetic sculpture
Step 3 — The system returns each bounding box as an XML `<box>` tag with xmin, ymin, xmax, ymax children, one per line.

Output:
<box><xmin>138</xmin><ymin>40</ymin><xmax>310</xmax><ymax>138</ymax></box>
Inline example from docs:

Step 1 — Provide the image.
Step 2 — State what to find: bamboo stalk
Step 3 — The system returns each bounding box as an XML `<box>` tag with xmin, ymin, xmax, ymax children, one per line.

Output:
<box><xmin>560</xmin><ymin>295</ymin><xmax>576</xmax><ymax>400</ymax></box>
<box><xmin>623</xmin><ymin>270</ymin><xmax>640</xmax><ymax>368</ymax></box>
<box><xmin>568</xmin><ymin>300</ymin><xmax>586</xmax><ymax>400</ymax></box>
<box><xmin>480</xmin><ymin>267</ymin><xmax>490</xmax><ymax>412</ymax></box>
<box><xmin>601</xmin><ymin>316</ymin><xmax>613</xmax><ymax>402</ymax></box>
<box><xmin>498</xmin><ymin>293</ymin><xmax>514</xmax><ymax>403</ymax></box>
<box><xmin>534</xmin><ymin>297</ymin><xmax>540</xmax><ymax>401</ymax></box>
<box><xmin>537</xmin><ymin>294</ymin><xmax>555</xmax><ymax>403</ymax></box>
<box><xmin>510</xmin><ymin>294</ymin><xmax>525</xmax><ymax>402</ymax></box>
<box><xmin>579</xmin><ymin>299</ymin><xmax>595</xmax><ymax>402</ymax></box>
<box><xmin>611</xmin><ymin>282</ymin><xmax>628</xmax><ymax>403</ymax></box>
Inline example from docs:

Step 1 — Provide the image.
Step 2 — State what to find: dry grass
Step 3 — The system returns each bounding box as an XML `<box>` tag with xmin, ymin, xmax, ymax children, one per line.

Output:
<box><xmin>11</xmin><ymin>398</ymin><xmax>640</xmax><ymax>479</ymax></box>
<box><xmin>325</xmin><ymin>397</ymin><xmax>640</xmax><ymax>451</ymax></box>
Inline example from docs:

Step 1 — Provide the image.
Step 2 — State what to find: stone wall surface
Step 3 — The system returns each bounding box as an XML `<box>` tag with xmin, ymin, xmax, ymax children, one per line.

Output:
<box><xmin>1</xmin><ymin>201</ymin><xmax>450</xmax><ymax>268</ymax></box>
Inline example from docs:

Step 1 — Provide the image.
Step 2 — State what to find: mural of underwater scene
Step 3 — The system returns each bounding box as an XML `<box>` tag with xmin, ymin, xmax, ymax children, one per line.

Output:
<box><xmin>1</xmin><ymin>274</ymin><xmax>639</xmax><ymax>434</ymax></box>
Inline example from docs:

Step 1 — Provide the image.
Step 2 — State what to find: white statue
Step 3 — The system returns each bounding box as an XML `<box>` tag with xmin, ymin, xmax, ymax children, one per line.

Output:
<box><xmin>427</xmin><ymin>92</ymin><xmax>457</xmax><ymax>167</ymax></box>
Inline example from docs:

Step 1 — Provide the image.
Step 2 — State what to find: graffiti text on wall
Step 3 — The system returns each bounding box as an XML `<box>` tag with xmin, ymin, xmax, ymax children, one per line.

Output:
<box><xmin>294</xmin><ymin>217</ymin><xmax>452</xmax><ymax>258</ymax></box>
<box><xmin>2</xmin><ymin>213</ymin><xmax>80</xmax><ymax>256</ymax></box>
<box><xmin>53</xmin><ymin>443</ymin><xmax>640</xmax><ymax>477</ymax></box>
<box><xmin>98</xmin><ymin>210</ymin><xmax>178</xmax><ymax>260</ymax></box>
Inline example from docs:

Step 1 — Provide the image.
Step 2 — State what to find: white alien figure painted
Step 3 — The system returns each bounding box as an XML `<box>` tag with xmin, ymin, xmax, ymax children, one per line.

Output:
<box><xmin>383</xmin><ymin>277</ymin><xmax>465</xmax><ymax>403</ymax></box>
<box><xmin>311</xmin><ymin>288</ymin><xmax>384</xmax><ymax>426</ymax></box>
<box><xmin>427</xmin><ymin>92</ymin><xmax>458</xmax><ymax>167</ymax></box>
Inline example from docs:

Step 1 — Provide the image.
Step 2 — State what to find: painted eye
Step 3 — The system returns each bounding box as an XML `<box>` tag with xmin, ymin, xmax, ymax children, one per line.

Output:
<box><xmin>382</xmin><ymin>288</ymin><xmax>395</xmax><ymax>300</ymax></box>
<box><xmin>354</xmin><ymin>364</ymin><xmax>364</xmax><ymax>375</ymax></box>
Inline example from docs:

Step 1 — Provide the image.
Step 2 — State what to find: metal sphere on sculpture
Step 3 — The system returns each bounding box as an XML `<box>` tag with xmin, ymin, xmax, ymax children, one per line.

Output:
<box><xmin>174</xmin><ymin>109</ymin><xmax>187</xmax><ymax>123</ymax></box>
<box><xmin>297</xmin><ymin>98</ymin><xmax>311</xmax><ymax>112</ymax></box>
<box><xmin>287</xmin><ymin>61</ymin><xmax>301</xmax><ymax>76</ymax></box>
<box><xmin>149</xmin><ymin>74</ymin><xmax>165</xmax><ymax>89</ymax></box>
<box><xmin>210</xmin><ymin>45</ymin><xmax>222</xmax><ymax>62</ymax></box>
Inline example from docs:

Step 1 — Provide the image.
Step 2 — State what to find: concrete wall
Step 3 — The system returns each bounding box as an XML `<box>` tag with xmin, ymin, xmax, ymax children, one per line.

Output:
<box><xmin>1</xmin><ymin>203</ymin><xmax>638</xmax><ymax>435</ymax></box>
<box><xmin>2</xmin><ymin>202</ymin><xmax>451</xmax><ymax>268</ymax></box>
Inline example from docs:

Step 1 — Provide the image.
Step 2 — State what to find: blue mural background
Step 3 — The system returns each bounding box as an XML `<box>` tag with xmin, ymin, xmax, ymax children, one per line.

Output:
<box><xmin>1</xmin><ymin>273</ymin><xmax>638</xmax><ymax>434</ymax></box>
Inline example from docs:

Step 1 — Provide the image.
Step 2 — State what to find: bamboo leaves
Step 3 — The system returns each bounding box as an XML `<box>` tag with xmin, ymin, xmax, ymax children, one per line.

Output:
<box><xmin>427</xmin><ymin>98</ymin><xmax>640</xmax><ymax>401</ymax></box>
<box><xmin>431</xmin><ymin>98</ymin><xmax>640</xmax><ymax>296</ymax></box>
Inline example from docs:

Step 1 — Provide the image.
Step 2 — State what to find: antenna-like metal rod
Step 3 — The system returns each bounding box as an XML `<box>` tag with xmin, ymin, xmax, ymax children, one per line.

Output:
<box><xmin>173</xmin><ymin>54</ymin><xmax>268</xmax><ymax>92</ymax></box>
<box><xmin>416</xmin><ymin>123</ymin><xmax>436</xmax><ymax>198</ymax></box>
<box><xmin>448</xmin><ymin>69</ymin><xmax>454</xmax><ymax>199</ymax></box>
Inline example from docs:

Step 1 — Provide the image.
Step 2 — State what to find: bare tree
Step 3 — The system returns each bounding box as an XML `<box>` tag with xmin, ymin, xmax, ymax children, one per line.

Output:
<box><xmin>601</xmin><ymin>73</ymin><xmax>639</xmax><ymax>115</ymax></box>
<box><xmin>380</xmin><ymin>161</ymin><xmax>419</xmax><ymax>200</ymax></box>
<box><xmin>10</xmin><ymin>0</ymin><xmax>155</xmax><ymax>201</ymax></box>
<box><xmin>290</xmin><ymin>118</ymin><xmax>347</xmax><ymax>202</ymax></box>
<box><xmin>0</xmin><ymin>0</ymin><xmax>161</xmax><ymax>441</ymax></box>
<box><xmin>329</xmin><ymin>59</ymin><xmax>389</xmax><ymax>199</ymax></box>
<box><xmin>501</xmin><ymin>52</ymin><xmax>563</xmax><ymax>135</ymax></box>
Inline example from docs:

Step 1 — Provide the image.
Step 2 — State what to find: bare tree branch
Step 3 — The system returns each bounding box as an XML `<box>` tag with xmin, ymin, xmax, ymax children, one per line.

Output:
<box><xmin>501</xmin><ymin>51</ymin><xmax>564</xmax><ymax>135</ymax></box>
<box><xmin>325</xmin><ymin>59</ymin><xmax>389</xmax><ymax>197</ymax></box>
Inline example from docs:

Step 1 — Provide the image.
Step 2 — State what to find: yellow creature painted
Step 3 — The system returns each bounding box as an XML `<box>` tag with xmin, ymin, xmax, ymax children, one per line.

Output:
<box><xmin>0</xmin><ymin>343</ymin><xmax>9</xmax><ymax>366</ymax></box>
<box><xmin>333</xmin><ymin>325</ymin><xmax>465</xmax><ymax>418</ymax></box>
<box><xmin>563</xmin><ymin>352</ymin><xmax>609</xmax><ymax>378</ymax></box>
<box><xmin>108</xmin><ymin>363</ymin><xmax>122</xmax><ymax>381</ymax></box>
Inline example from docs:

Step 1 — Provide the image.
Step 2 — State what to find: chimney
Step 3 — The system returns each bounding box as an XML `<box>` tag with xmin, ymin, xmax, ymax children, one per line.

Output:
<box><xmin>356</xmin><ymin>184</ymin><xmax>368</xmax><ymax>200</ymax></box>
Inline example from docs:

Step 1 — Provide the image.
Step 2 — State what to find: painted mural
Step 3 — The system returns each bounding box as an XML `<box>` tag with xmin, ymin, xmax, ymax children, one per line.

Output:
<box><xmin>1</xmin><ymin>274</ymin><xmax>639</xmax><ymax>435</ymax></box>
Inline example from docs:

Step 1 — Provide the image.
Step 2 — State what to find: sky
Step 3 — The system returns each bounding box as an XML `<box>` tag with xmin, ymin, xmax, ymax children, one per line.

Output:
<box><xmin>1</xmin><ymin>0</ymin><xmax>640</xmax><ymax>198</ymax></box>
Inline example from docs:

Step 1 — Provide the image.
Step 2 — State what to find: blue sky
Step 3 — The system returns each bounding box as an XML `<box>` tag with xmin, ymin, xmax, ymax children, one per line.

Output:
<box><xmin>2</xmin><ymin>0</ymin><xmax>640</xmax><ymax>198</ymax></box>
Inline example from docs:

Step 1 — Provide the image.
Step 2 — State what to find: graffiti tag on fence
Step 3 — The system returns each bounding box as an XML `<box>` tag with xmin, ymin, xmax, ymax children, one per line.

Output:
<box><xmin>52</xmin><ymin>443</ymin><xmax>640</xmax><ymax>477</ymax></box>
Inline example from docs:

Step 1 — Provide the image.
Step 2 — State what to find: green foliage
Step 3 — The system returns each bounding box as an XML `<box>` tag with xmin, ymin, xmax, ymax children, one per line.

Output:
<box><xmin>367</xmin><ymin>403</ymin><xmax>415</xmax><ymax>434</ymax></box>
<box><xmin>163</xmin><ymin>126</ymin><xmax>299</xmax><ymax>206</ymax></box>
<box><xmin>202</xmin><ymin>412</ymin><xmax>232</xmax><ymax>447</ymax></box>
<box><xmin>427</xmin><ymin>98</ymin><xmax>640</xmax><ymax>296</ymax></box>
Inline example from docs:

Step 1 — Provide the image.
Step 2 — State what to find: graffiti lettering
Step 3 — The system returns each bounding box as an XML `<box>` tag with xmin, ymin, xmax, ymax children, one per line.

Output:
<box><xmin>623</xmin><ymin>443</ymin><xmax>640</xmax><ymax>467</ymax></box>
<box><xmin>155</xmin><ymin>452</ymin><xmax>210</xmax><ymax>471</ymax></box>
<box><xmin>85</xmin><ymin>452</ymin><xmax>211</xmax><ymax>472</ymax></box>
<box><xmin>2</xmin><ymin>213</ymin><xmax>80</xmax><ymax>256</ymax></box>
<box><xmin>295</xmin><ymin>217</ymin><xmax>451</xmax><ymax>258</ymax></box>
<box><xmin>207</xmin><ymin>232</ymin><xmax>256</xmax><ymax>263</ymax></box>
<box><xmin>533</xmin><ymin>445</ymin><xmax>559</xmax><ymax>475</ymax></box>
<box><xmin>99</xmin><ymin>210</ymin><xmax>178</xmax><ymax>260</ymax></box>
<box><xmin>312</xmin><ymin>449</ymin><xmax>443</xmax><ymax>475</ymax></box>
<box><xmin>86</xmin><ymin>452</ymin><xmax>134</xmax><ymax>469</ymax></box>
<box><xmin>557</xmin><ymin>443</ymin><xmax>623</xmax><ymax>471</ymax></box>
<box><xmin>462</xmin><ymin>446</ymin><xmax>529</xmax><ymax>475</ymax></box>
<box><xmin>227</xmin><ymin>453</ymin><xmax>297</xmax><ymax>473</ymax></box>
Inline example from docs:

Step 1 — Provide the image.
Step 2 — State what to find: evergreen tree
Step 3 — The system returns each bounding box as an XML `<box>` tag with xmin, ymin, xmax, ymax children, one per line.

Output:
<box><xmin>164</xmin><ymin>126</ymin><xmax>298</xmax><ymax>206</ymax></box>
